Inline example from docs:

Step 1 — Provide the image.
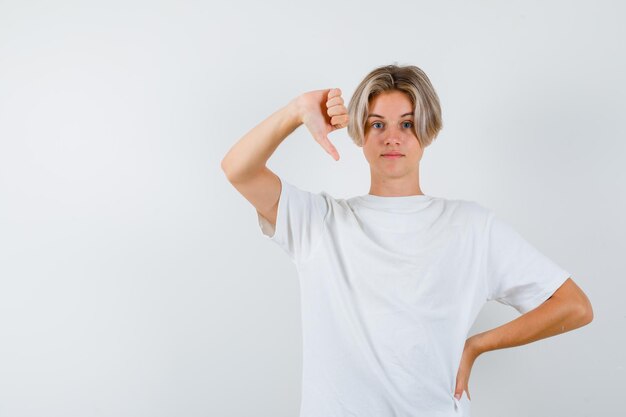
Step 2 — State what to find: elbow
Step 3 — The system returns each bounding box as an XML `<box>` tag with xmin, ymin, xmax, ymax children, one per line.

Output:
<box><xmin>581</xmin><ymin>302</ymin><xmax>594</xmax><ymax>325</ymax></box>
<box><xmin>221</xmin><ymin>154</ymin><xmax>254</xmax><ymax>183</ymax></box>
<box><xmin>221</xmin><ymin>156</ymin><xmax>264</xmax><ymax>184</ymax></box>
<box><xmin>575</xmin><ymin>298</ymin><xmax>594</xmax><ymax>326</ymax></box>
<box><xmin>221</xmin><ymin>157</ymin><xmax>238</xmax><ymax>182</ymax></box>
<box><xmin>547</xmin><ymin>278</ymin><xmax>593</xmax><ymax>329</ymax></box>
<box><xmin>580</xmin><ymin>289</ymin><xmax>594</xmax><ymax>324</ymax></box>
<box><xmin>221</xmin><ymin>158</ymin><xmax>231</xmax><ymax>178</ymax></box>
<box><xmin>221</xmin><ymin>152</ymin><xmax>232</xmax><ymax>173</ymax></box>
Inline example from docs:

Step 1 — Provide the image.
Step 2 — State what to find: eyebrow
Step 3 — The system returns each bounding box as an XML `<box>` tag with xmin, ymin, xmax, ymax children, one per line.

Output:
<box><xmin>366</xmin><ymin>112</ymin><xmax>414</xmax><ymax>119</ymax></box>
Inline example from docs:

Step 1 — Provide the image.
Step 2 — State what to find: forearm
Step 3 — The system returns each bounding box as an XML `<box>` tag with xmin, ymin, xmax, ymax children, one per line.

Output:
<box><xmin>221</xmin><ymin>97</ymin><xmax>302</xmax><ymax>181</ymax></box>
<box><xmin>470</xmin><ymin>297</ymin><xmax>590</xmax><ymax>356</ymax></box>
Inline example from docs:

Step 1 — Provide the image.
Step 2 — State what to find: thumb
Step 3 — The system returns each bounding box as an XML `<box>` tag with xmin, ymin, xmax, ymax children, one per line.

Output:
<box><xmin>308</xmin><ymin>121</ymin><xmax>338</xmax><ymax>160</ymax></box>
<box><xmin>454</xmin><ymin>387</ymin><xmax>471</xmax><ymax>401</ymax></box>
<box><xmin>316</xmin><ymin>133</ymin><xmax>340</xmax><ymax>161</ymax></box>
<box><xmin>323</xmin><ymin>138</ymin><xmax>340</xmax><ymax>161</ymax></box>
<box><xmin>453</xmin><ymin>379</ymin><xmax>464</xmax><ymax>400</ymax></box>
<box><xmin>306</xmin><ymin>110</ymin><xmax>340</xmax><ymax>161</ymax></box>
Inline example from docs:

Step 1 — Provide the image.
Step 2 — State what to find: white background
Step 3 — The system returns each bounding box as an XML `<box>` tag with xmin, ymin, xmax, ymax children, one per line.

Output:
<box><xmin>1</xmin><ymin>1</ymin><xmax>624</xmax><ymax>416</ymax></box>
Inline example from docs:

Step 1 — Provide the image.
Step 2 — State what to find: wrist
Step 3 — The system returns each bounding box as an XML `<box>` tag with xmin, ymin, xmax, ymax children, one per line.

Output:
<box><xmin>286</xmin><ymin>95</ymin><xmax>304</xmax><ymax>126</ymax></box>
<box><xmin>467</xmin><ymin>333</ymin><xmax>486</xmax><ymax>358</ymax></box>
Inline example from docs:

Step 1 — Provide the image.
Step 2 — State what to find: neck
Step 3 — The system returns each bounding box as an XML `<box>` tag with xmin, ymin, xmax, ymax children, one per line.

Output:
<box><xmin>368</xmin><ymin>174</ymin><xmax>424</xmax><ymax>197</ymax></box>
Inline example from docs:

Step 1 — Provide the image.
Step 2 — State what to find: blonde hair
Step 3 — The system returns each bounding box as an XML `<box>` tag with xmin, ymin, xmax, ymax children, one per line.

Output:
<box><xmin>347</xmin><ymin>63</ymin><xmax>443</xmax><ymax>149</ymax></box>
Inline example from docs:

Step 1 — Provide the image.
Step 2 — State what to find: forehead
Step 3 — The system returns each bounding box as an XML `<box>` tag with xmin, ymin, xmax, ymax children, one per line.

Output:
<box><xmin>368</xmin><ymin>90</ymin><xmax>413</xmax><ymax>113</ymax></box>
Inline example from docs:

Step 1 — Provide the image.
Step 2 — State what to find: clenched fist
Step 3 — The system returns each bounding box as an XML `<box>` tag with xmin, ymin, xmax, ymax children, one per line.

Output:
<box><xmin>292</xmin><ymin>88</ymin><xmax>349</xmax><ymax>161</ymax></box>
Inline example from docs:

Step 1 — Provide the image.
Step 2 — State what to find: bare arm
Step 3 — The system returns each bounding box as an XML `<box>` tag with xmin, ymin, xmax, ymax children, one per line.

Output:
<box><xmin>454</xmin><ymin>277</ymin><xmax>593</xmax><ymax>400</ymax></box>
<box><xmin>470</xmin><ymin>277</ymin><xmax>593</xmax><ymax>355</ymax></box>
<box><xmin>221</xmin><ymin>89</ymin><xmax>346</xmax><ymax>181</ymax></box>
<box><xmin>220</xmin><ymin>89</ymin><xmax>348</xmax><ymax>228</ymax></box>
<box><xmin>221</xmin><ymin>99</ymin><xmax>302</xmax><ymax>183</ymax></box>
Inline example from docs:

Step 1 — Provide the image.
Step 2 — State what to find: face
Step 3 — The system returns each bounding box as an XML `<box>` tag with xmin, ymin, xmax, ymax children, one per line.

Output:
<box><xmin>362</xmin><ymin>90</ymin><xmax>424</xmax><ymax>180</ymax></box>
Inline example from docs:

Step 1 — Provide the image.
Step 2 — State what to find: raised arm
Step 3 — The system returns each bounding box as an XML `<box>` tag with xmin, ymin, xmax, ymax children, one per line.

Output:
<box><xmin>220</xmin><ymin>88</ymin><xmax>348</xmax><ymax>228</ymax></box>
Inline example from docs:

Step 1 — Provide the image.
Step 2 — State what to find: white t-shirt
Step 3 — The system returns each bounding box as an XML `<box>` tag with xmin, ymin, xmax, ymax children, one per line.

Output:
<box><xmin>257</xmin><ymin>177</ymin><xmax>571</xmax><ymax>417</ymax></box>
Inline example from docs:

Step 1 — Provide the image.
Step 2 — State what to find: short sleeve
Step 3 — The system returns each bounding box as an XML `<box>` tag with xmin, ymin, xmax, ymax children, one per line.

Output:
<box><xmin>257</xmin><ymin>176</ymin><xmax>329</xmax><ymax>264</ymax></box>
<box><xmin>484</xmin><ymin>210</ymin><xmax>571</xmax><ymax>314</ymax></box>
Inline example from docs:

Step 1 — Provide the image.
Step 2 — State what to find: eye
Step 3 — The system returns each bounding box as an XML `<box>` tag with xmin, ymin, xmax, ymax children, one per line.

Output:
<box><xmin>371</xmin><ymin>122</ymin><xmax>383</xmax><ymax>129</ymax></box>
<box><xmin>402</xmin><ymin>121</ymin><xmax>413</xmax><ymax>128</ymax></box>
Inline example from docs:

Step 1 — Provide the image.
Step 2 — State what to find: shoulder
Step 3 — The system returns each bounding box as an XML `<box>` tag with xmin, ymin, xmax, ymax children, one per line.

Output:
<box><xmin>437</xmin><ymin>197</ymin><xmax>493</xmax><ymax>227</ymax></box>
<box><xmin>435</xmin><ymin>196</ymin><xmax>489</xmax><ymax>214</ymax></box>
<box><xmin>457</xmin><ymin>199</ymin><xmax>492</xmax><ymax>217</ymax></box>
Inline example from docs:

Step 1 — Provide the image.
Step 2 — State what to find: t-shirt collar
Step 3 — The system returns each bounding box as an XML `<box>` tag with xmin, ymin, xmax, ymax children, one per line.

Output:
<box><xmin>355</xmin><ymin>193</ymin><xmax>434</xmax><ymax>210</ymax></box>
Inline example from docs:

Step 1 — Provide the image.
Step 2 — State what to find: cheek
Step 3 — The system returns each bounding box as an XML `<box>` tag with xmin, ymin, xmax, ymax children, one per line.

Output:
<box><xmin>363</xmin><ymin>145</ymin><xmax>377</xmax><ymax>160</ymax></box>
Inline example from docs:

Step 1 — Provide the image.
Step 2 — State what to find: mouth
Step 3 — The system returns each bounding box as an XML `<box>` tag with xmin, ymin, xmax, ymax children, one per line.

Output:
<box><xmin>381</xmin><ymin>153</ymin><xmax>404</xmax><ymax>158</ymax></box>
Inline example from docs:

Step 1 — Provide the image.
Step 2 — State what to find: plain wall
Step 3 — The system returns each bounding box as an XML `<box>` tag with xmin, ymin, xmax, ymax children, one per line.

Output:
<box><xmin>0</xmin><ymin>0</ymin><xmax>624</xmax><ymax>416</ymax></box>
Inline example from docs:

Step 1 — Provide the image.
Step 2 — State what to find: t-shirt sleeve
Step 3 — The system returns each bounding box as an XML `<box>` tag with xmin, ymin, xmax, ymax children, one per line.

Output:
<box><xmin>257</xmin><ymin>176</ymin><xmax>329</xmax><ymax>264</ymax></box>
<box><xmin>483</xmin><ymin>210</ymin><xmax>571</xmax><ymax>314</ymax></box>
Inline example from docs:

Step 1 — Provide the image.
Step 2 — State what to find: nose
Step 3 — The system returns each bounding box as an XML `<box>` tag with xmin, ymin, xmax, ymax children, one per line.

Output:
<box><xmin>384</xmin><ymin>125</ymin><xmax>402</xmax><ymax>145</ymax></box>
<box><xmin>384</xmin><ymin>137</ymin><xmax>400</xmax><ymax>146</ymax></box>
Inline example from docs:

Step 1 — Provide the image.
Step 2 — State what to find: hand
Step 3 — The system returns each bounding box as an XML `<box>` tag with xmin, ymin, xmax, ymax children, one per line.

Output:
<box><xmin>292</xmin><ymin>88</ymin><xmax>349</xmax><ymax>161</ymax></box>
<box><xmin>454</xmin><ymin>335</ymin><xmax>482</xmax><ymax>402</ymax></box>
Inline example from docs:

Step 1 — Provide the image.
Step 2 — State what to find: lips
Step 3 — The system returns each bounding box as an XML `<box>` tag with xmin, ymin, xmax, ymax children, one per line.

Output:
<box><xmin>382</xmin><ymin>152</ymin><xmax>404</xmax><ymax>157</ymax></box>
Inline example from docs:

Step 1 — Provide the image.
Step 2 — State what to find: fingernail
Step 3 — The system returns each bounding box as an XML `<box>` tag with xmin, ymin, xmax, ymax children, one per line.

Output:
<box><xmin>454</xmin><ymin>393</ymin><xmax>461</xmax><ymax>400</ymax></box>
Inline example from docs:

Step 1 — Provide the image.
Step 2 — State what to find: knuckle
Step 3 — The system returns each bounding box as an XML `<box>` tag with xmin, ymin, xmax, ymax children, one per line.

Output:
<box><xmin>327</xmin><ymin>97</ymin><xmax>341</xmax><ymax>107</ymax></box>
